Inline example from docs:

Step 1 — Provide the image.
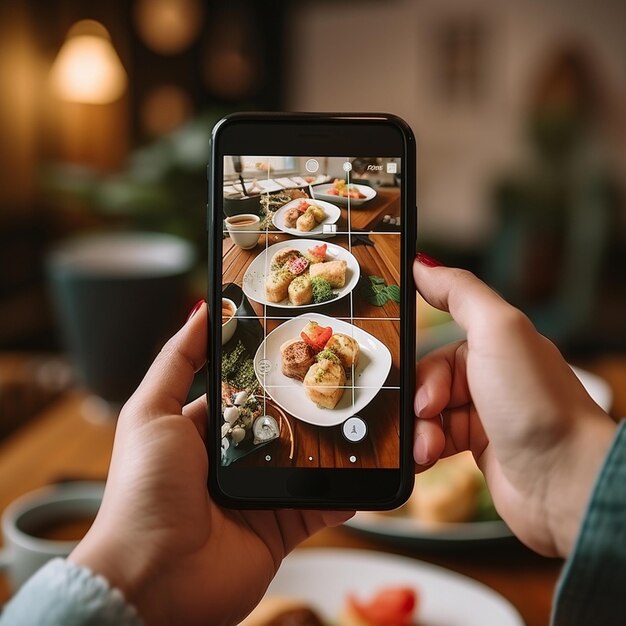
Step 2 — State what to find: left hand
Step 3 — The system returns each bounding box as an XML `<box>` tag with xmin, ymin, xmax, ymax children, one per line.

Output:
<box><xmin>70</xmin><ymin>302</ymin><xmax>352</xmax><ymax>626</ymax></box>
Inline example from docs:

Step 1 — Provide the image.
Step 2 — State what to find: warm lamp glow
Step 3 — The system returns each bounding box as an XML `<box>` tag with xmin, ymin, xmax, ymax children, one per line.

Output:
<box><xmin>50</xmin><ymin>20</ymin><xmax>127</xmax><ymax>104</ymax></box>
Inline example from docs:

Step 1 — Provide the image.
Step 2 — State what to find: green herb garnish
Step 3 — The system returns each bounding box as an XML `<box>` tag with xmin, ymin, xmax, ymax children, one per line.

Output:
<box><xmin>362</xmin><ymin>275</ymin><xmax>401</xmax><ymax>306</ymax></box>
<box><xmin>311</xmin><ymin>277</ymin><xmax>337</xmax><ymax>304</ymax></box>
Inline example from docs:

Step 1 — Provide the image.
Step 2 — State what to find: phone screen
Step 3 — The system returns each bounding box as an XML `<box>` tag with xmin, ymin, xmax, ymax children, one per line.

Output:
<box><xmin>219</xmin><ymin>155</ymin><xmax>402</xmax><ymax>470</ymax></box>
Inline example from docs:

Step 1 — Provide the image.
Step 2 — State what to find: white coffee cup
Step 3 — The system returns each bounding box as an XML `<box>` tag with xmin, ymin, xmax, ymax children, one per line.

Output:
<box><xmin>221</xmin><ymin>297</ymin><xmax>238</xmax><ymax>345</ymax></box>
<box><xmin>0</xmin><ymin>482</ymin><xmax>104</xmax><ymax>590</ymax></box>
<box><xmin>225</xmin><ymin>214</ymin><xmax>261</xmax><ymax>249</ymax></box>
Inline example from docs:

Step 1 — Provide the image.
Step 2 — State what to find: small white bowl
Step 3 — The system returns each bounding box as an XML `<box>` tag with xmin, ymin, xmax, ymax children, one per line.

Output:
<box><xmin>221</xmin><ymin>298</ymin><xmax>238</xmax><ymax>345</ymax></box>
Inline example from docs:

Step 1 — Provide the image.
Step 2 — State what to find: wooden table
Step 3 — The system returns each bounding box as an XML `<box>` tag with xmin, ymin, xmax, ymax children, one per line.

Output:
<box><xmin>0</xmin><ymin>389</ymin><xmax>565</xmax><ymax>624</ymax></box>
<box><xmin>339</xmin><ymin>187</ymin><xmax>400</xmax><ymax>230</ymax></box>
<box><xmin>222</xmin><ymin>231</ymin><xmax>402</xmax><ymax>469</ymax></box>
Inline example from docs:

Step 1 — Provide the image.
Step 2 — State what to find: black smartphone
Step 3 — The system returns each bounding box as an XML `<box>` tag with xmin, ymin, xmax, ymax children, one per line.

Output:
<box><xmin>207</xmin><ymin>112</ymin><xmax>416</xmax><ymax>509</ymax></box>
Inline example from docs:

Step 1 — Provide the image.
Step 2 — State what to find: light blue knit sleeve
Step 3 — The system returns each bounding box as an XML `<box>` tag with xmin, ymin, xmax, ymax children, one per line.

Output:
<box><xmin>0</xmin><ymin>558</ymin><xmax>143</xmax><ymax>626</ymax></box>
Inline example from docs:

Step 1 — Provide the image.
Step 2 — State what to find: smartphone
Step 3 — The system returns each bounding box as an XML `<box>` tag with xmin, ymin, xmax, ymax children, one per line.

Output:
<box><xmin>207</xmin><ymin>112</ymin><xmax>416</xmax><ymax>509</ymax></box>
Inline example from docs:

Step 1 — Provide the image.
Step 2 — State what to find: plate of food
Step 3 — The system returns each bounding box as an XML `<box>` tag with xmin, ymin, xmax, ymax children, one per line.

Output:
<box><xmin>312</xmin><ymin>179</ymin><xmax>377</xmax><ymax>207</ymax></box>
<box><xmin>254</xmin><ymin>313</ymin><xmax>392</xmax><ymax>427</ymax></box>
<box><xmin>272</xmin><ymin>198</ymin><xmax>341</xmax><ymax>237</ymax></box>
<box><xmin>242</xmin><ymin>240</ymin><xmax>360</xmax><ymax>308</ymax></box>
<box><xmin>345</xmin><ymin>452</ymin><xmax>513</xmax><ymax>544</ymax></box>
<box><xmin>241</xmin><ymin>549</ymin><xmax>524</xmax><ymax>626</ymax></box>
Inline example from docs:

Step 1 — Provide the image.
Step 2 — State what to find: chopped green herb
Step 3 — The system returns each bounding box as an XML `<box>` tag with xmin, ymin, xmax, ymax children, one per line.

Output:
<box><xmin>221</xmin><ymin>341</ymin><xmax>260</xmax><ymax>392</ymax></box>
<box><xmin>315</xmin><ymin>348</ymin><xmax>341</xmax><ymax>364</ymax></box>
<box><xmin>311</xmin><ymin>277</ymin><xmax>337</xmax><ymax>304</ymax></box>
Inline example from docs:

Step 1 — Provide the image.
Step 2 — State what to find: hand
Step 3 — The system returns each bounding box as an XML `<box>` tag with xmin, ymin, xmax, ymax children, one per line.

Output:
<box><xmin>413</xmin><ymin>255</ymin><xmax>616</xmax><ymax>558</ymax></box>
<box><xmin>69</xmin><ymin>302</ymin><xmax>352</xmax><ymax>626</ymax></box>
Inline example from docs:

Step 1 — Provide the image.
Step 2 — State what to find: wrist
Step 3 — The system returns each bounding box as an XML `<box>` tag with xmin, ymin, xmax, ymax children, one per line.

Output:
<box><xmin>69</xmin><ymin>527</ymin><xmax>160</xmax><ymax>621</ymax></box>
<box><xmin>545</xmin><ymin>413</ymin><xmax>617</xmax><ymax>558</ymax></box>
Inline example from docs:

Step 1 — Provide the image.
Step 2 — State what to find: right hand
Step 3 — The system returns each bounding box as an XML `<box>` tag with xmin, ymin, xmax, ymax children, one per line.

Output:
<box><xmin>413</xmin><ymin>255</ymin><xmax>616</xmax><ymax>558</ymax></box>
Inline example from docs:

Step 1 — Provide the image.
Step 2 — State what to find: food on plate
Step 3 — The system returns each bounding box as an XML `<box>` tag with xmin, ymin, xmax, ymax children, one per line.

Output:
<box><xmin>263</xmin><ymin>244</ymin><xmax>345</xmax><ymax>306</ymax></box>
<box><xmin>296</xmin><ymin>210</ymin><xmax>317</xmax><ymax>232</ymax></box>
<box><xmin>303</xmin><ymin>357</ymin><xmax>346</xmax><ymax>409</ymax></box>
<box><xmin>340</xmin><ymin>587</ymin><xmax>419</xmax><ymax>626</ymax></box>
<box><xmin>306</xmin><ymin>243</ymin><xmax>327</xmax><ymax>263</ymax></box>
<box><xmin>276</xmin><ymin>320</ymin><xmax>366</xmax><ymax>410</ymax></box>
<box><xmin>288</xmin><ymin>274</ymin><xmax>313</xmax><ymax>306</ymax></box>
<box><xmin>325</xmin><ymin>333</ymin><xmax>360</xmax><ymax>369</ymax></box>
<box><xmin>280</xmin><ymin>339</ymin><xmax>315</xmax><ymax>381</ymax></box>
<box><xmin>310</xmin><ymin>277</ymin><xmax>336</xmax><ymax>304</ymax></box>
<box><xmin>300</xmin><ymin>320</ymin><xmax>333</xmax><ymax>351</ymax></box>
<box><xmin>239</xmin><ymin>596</ymin><xmax>326</xmax><ymax>626</ymax></box>
<box><xmin>266</xmin><ymin>268</ymin><xmax>294</xmax><ymax>303</ymax></box>
<box><xmin>406</xmin><ymin>451</ymin><xmax>482</xmax><ymax>524</ymax></box>
<box><xmin>281</xmin><ymin>199</ymin><xmax>329</xmax><ymax>233</ymax></box>
<box><xmin>309</xmin><ymin>260</ymin><xmax>347</xmax><ymax>288</ymax></box>
<box><xmin>271</xmin><ymin>247</ymin><xmax>301</xmax><ymax>271</ymax></box>
<box><xmin>327</xmin><ymin>178</ymin><xmax>367</xmax><ymax>200</ymax></box>
<box><xmin>284</xmin><ymin>206</ymin><xmax>301</xmax><ymax>228</ymax></box>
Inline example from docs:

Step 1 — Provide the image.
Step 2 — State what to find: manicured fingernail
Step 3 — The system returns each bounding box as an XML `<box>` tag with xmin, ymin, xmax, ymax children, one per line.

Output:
<box><xmin>415</xmin><ymin>387</ymin><xmax>429</xmax><ymax>417</ymax></box>
<box><xmin>414</xmin><ymin>433</ymin><xmax>430</xmax><ymax>466</ymax></box>
<box><xmin>415</xmin><ymin>252</ymin><xmax>443</xmax><ymax>267</ymax></box>
<box><xmin>186</xmin><ymin>299</ymin><xmax>205</xmax><ymax>322</ymax></box>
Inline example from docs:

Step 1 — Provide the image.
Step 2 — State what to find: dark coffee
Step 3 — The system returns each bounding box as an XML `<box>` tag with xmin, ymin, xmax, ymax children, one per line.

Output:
<box><xmin>229</xmin><ymin>217</ymin><xmax>257</xmax><ymax>226</ymax></box>
<box><xmin>28</xmin><ymin>514</ymin><xmax>96</xmax><ymax>542</ymax></box>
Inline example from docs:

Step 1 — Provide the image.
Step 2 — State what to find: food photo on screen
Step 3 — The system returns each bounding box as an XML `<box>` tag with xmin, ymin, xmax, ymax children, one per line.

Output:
<box><xmin>219</xmin><ymin>155</ymin><xmax>403</xmax><ymax>469</ymax></box>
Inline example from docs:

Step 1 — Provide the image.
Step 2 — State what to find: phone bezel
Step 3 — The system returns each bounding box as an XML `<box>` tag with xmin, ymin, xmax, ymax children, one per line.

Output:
<box><xmin>207</xmin><ymin>112</ymin><xmax>416</xmax><ymax>509</ymax></box>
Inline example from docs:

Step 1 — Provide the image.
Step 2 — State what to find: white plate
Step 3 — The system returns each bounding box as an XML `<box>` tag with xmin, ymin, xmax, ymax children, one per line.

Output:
<box><xmin>242</xmin><ymin>239</ymin><xmax>360</xmax><ymax>309</ymax></box>
<box><xmin>272</xmin><ymin>199</ymin><xmax>341</xmax><ymax>237</ymax></box>
<box><xmin>267</xmin><ymin>549</ymin><xmax>524</xmax><ymax>626</ymax></box>
<box><xmin>312</xmin><ymin>182</ymin><xmax>377</xmax><ymax>207</ymax></box>
<box><xmin>254</xmin><ymin>313</ymin><xmax>392</xmax><ymax>427</ymax></box>
<box><xmin>346</xmin><ymin>513</ymin><xmax>513</xmax><ymax>543</ymax></box>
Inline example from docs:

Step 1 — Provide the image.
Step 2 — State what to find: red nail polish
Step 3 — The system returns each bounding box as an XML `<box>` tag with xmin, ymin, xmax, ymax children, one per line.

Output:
<box><xmin>415</xmin><ymin>252</ymin><xmax>443</xmax><ymax>268</ymax></box>
<box><xmin>186</xmin><ymin>299</ymin><xmax>205</xmax><ymax>322</ymax></box>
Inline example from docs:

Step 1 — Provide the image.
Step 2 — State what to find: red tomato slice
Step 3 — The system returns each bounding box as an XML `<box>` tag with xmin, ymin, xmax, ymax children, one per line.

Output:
<box><xmin>300</xmin><ymin>325</ymin><xmax>332</xmax><ymax>352</ymax></box>
<box><xmin>297</xmin><ymin>200</ymin><xmax>310</xmax><ymax>213</ymax></box>
<box><xmin>347</xmin><ymin>587</ymin><xmax>417</xmax><ymax>626</ymax></box>
<box><xmin>309</xmin><ymin>243</ymin><xmax>327</xmax><ymax>260</ymax></box>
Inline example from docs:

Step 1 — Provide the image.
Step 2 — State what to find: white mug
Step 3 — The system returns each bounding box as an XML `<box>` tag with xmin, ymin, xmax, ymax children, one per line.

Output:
<box><xmin>0</xmin><ymin>482</ymin><xmax>104</xmax><ymax>590</ymax></box>
<box><xmin>225</xmin><ymin>214</ymin><xmax>261</xmax><ymax>249</ymax></box>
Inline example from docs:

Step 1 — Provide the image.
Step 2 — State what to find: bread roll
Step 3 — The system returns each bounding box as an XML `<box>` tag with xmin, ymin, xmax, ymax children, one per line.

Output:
<box><xmin>407</xmin><ymin>451</ymin><xmax>481</xmax><ymax>524</ymax></box>
<box><xmin>270</xmin><ymin>247</ymin><xmax>300</xmax><ymax>271</ymax></box>
<box><xmin>309</xmin><ymin>260</ymin><xmax>347</xmax><ymax>288</ymax></box>
<box><xmin>280</xmin><ymin>339</ymin><xmax>315</xmax><ymax>381</ymax></box>
<box><xmin>326</xmin><ymin>333</ymin><xmax>360</xmax><ymax>369</ymax></box>
<box><xmin>283</xmin><ymin>207</ymin><xmax>300</xmax><ymax>229</ymax></box>
<box><xmin>308</xmin><ymin>203</ymin><xmax>326</xmax><ymax>223</ymax></box>
<box><xmin>303</xmin><ymin>358</ymin><xmax>346</xmax><ymax>409</ymax></box>
<box><xmin>265</xmin><ymin>269</ymin><xmax>292</xmax><ymax>303</ymax></box>
<box><xmin>288</xmin><ymin>274</ymin><xmax>312</xmax><ymax>306</ymax></box>
<box><xmin>296</xmin><ymin>210</ymin><xmax>316</xmax><ymax>232</ymax></box>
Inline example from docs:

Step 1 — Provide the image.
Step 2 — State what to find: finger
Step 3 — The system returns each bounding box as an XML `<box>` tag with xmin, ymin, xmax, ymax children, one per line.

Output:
<box><xmin>413</xmin><ymin>258</ymin><xmax>512</xmax><ymax>338</ymax></box>
<box><xmin>125</xmin><ymin>302</ymin><xmax>207</xmax><ymax>419</ymax></box>
<box><xmin>414</xmin><ymin>415</ymin><xmax>445</xmax><ymax>469</ymax></box>
<box><xmin>415</xmin><ymin>341</ymin><xmax>469</xmax><ymax>418</ymax></box>
<box><xmin>440</xmin><ymin>405</ymin><xmax>489</xmax><ymax>460</ymax></box>
<box><xmin>183</xmin><ymin>393</ymin><xmax>208</xmax><ymax>440</ymax></box>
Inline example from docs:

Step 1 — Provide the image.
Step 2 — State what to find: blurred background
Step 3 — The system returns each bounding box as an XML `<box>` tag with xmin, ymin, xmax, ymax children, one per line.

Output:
<box><xmin>0</xmin><ymin>0</ymin><xmax>625</xmax><ymax>426</ymax></box>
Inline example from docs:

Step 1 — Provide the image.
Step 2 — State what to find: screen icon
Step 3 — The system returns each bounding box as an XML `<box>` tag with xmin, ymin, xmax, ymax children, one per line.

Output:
<box><xmin>323</xmin><ymin>224</ymin><xmax>337</xmax><ymax>234</ymax></box>
<box><xmin>349</xmin><ymin>455</ymin><xmax>357</xmax><ymax>463</ymax></box>
<box><xmin>342</xmin><ymin>161</ymin><xmax>352</xmax><ymax>172</ymax></box>
<box><xmin>342</xmin><ymin>416</ymin><xmax>367</xmax><ymax>442</ymax></box>
<box><xmin>305</xmin><ymin>158</ymin><xmax>319</xmax><ymax>173</ymax></box>
<box><xmin>386</xmin><ymin>162</ymin><xmax>397</xmax><ymax>174</ymax></box>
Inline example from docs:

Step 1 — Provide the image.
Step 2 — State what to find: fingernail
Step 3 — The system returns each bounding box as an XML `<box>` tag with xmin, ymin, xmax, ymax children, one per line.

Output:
<box><xmin>415</xmin><ymin>252</ymin><xmax>443</xmax><ymax>267</ymax></box>
<box><xmin>414</xmin><ymin>433</ymin><xmax>430</xmax><ymax>466</ymax></box>
<box><xmin>186</xmin><ymin>299</ymin><xmax>205</xmax><ymax>322</ymax></box>
<box><xmin>415</xmin><ymin>387</ymin><xmax>429</xmax><ymax>417</ymax></box>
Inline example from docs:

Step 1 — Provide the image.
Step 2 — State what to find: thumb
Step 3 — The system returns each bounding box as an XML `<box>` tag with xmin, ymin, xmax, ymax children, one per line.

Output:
<box><xmin>413</xmin><ymin>254</ymin><xmax>511</xmax><ymax>337</ymax></box>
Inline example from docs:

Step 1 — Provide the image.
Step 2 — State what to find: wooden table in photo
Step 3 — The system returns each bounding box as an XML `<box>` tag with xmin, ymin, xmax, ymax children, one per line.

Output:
<box><xmin>222</xmin><ymin>231</ymin><xmax>402</xmax><ymax>469</ymax></box>
<box><xmin>338</xmin><ymin>188</ymin><xmax>401</xmax><ymax>231</ymax></box>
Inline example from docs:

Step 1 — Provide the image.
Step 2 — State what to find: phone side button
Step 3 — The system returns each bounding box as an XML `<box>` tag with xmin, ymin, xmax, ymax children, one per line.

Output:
<box><xmin>286</xmin><ymin>473</ymin><xmax>330</xmax><ymax>498</ymax></box>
